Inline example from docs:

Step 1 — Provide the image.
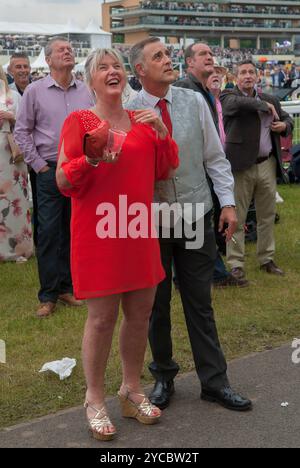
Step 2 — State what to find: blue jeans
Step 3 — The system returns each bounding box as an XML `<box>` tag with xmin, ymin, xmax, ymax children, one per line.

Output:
<box><xmin>36</xmin><ymin>163</ymin><xmax>72</xmax><ymax>303</ymax></box>
<box><xmin>213</xmin><ymin>251</ymin><xmax>230</xmax><ymax>283</ymax></box>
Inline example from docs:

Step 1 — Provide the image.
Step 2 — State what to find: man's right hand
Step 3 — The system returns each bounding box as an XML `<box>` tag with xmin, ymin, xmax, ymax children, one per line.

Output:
<box><xmin>266</xmin><ymin>102</ymin><xmax>279</xmax><ymax>121</ymax></box>
<box><xmin>39</xmin><ymin>166</ymin><xmax>50</xmax><ymax>173</ymax></box>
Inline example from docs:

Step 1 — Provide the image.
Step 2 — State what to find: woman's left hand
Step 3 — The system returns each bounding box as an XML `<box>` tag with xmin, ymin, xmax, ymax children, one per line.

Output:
<box><xmin>134</xmin><ymin>109</ymin><xmax>169</xmax><ymax>139</ymax></box>
<box><xmin>0</xmin><ymin>110</ymin><xmax>14</xmax><ymax>121</ymax></box>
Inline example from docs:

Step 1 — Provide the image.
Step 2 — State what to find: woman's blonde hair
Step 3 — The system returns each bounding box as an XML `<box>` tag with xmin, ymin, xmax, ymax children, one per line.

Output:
<box><xmin>0</xmin><ymin>65</ymin><xmax>9</xmax><ymax>94</ymax></box>
<box><xmin>85</xmin><ymin>48</ymin><xmax>126</xmax><ymax>89</ymax></box>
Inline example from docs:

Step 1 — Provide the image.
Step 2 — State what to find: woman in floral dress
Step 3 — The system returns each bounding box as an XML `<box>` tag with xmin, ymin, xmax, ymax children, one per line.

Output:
<box><xmin>0</xmin><ymin>66</ymin><xmax>33</xmax><ymax>262</ymax></box>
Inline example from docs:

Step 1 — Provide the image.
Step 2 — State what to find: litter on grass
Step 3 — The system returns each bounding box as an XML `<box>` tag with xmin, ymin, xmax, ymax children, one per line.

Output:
<box><xmin>39</xmin><ymin>358</ymin><xmax>76</xmax><ymax>380</ymax></box>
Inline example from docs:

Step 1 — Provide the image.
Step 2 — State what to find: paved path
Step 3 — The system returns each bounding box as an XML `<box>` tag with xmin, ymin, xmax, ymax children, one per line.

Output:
<box><xmin>1</xmin><ymin>344</ymin><xmax>299</xmax><ymax>448</ymax></box>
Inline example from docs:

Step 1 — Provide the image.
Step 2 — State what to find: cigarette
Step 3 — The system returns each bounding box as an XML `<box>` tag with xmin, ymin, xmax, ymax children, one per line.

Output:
<box><xmin>231</xmin><ymin>236</ymin><xmax>237</xmax><ymax>244</ymax></box>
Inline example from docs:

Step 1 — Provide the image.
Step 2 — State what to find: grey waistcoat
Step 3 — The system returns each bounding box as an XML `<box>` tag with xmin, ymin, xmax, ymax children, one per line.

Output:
<box><xmin>127</xmin><ymin>86</ymin><xmax>213</xmax><ymax>217</ymax></box>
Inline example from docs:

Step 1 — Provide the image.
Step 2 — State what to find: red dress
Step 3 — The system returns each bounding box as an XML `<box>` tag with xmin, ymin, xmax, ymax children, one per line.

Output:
<box><xmin>58</xmin><ymin>110</ymin><xmax>179</xmax><ymax>299</ymax></box>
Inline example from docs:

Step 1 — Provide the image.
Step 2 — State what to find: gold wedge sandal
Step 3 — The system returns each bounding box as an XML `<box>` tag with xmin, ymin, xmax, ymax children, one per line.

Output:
<box><xmin>118</xmin><ymin>389</ymin><xmax>161</xmax><ymax>425</ymax></box>
<box><xmin>84</xmin><ymin>401</ymin><xmax>116</xmax><ymax>441</ymax></box>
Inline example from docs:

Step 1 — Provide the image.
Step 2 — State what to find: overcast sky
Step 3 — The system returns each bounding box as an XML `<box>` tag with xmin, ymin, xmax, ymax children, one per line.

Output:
<box><xmin>1</xmin><ymin>0</ymin><xmax>103</xmax><ymax>27</ymax></box>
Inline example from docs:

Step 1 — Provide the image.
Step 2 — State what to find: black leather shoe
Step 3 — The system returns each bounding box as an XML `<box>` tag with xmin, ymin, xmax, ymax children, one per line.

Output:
<box><xmin>201</xmin><ymin>386</ymin><xmax>252</xmax><ymax>412</ymax></box>
<box><xmin>149</xmin><ymin>380</ymin><xmax>175</xmax><ymax>410</ymax></box>
<box><xmin>214</xmin><ymin>274</ymin><xmax>249</xmax><ymax>288</ymax></box>
<box><xmin>260</xmin><ymin>261</ymin><xmax>284</xmax><ymax>276</ymax></box>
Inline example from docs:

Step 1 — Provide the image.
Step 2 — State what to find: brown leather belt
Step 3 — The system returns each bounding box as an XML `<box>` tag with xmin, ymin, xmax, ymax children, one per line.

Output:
<box><xmin>256</xmin><ymin>153</ymin><xmax>273</xmax><ymax>164</ymax></box>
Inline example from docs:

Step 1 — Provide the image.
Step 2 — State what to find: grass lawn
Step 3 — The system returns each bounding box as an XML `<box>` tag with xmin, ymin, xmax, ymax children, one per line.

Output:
<box><xmin>292</xmin><ymin>116</ymin><xmax>300</xmax><ymax>144</ymax></box>
<box><xmin>0</xmin><ymin>184</ymin><xmax>300</xmax><ymax>429</ymax></box>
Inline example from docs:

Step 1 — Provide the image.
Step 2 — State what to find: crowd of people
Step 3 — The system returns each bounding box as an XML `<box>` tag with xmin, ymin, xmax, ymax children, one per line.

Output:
<box><xmin>195</xmin><ymin>46</ymin><xmax>253</xmax><ymax>65</ymax></box>
<box><xmin>215</xmin><ymin>63</ymin><xmax>300</xmax><ymax>92</ymax></box>
<box><xmin>134</xmin><ymin>1</ymin><xmax>299</xmax><ymax>30</ymax></box>
<box><xmin>114</xmin><ymin>43</ymin><xmax>295</xmax><ymax>70</ymax></box>
<box><xmin>135</xmin><ymin>15</ymin><xmax>294</xmax><ymax>30</ymax></box>
<box><xmin>0</xmin><ymin>36</ymin><xmax>295</xmax><ymax>441</ymax></box>
<box><xmin>0</xmin><ymin>34</ymin><xmax>90</xmax><ymax>58</ymax></box>
<box><xmin>140</xmin><ymin>1</ymin><xmax>300</xmax><ymax>16</ymax></box>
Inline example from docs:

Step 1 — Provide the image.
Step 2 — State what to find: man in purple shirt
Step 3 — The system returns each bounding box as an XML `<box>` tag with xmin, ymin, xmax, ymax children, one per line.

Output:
<box><xmin>15</xmin><ymin>37</ymin><xmax>94</xmax><ymax>317</ymax></box>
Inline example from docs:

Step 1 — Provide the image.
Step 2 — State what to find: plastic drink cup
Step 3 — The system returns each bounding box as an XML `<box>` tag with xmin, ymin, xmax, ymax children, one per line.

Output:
<box><xmin>106</xmin><ymin>128</ymin><xmax>127</xmax><ymax>154</ymax></box>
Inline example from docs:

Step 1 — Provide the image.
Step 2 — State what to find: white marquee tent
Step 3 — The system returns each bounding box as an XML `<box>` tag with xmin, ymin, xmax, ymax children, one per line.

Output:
<box><xmin>85</xmin><ymin>18</ymin><xmax>112</xmax><ymax>49</ymax></box>
<box><xmin>0</xmin><ymin>19</ymin><xmax>111</xmax><ymax>47</ymax></box>
<box><xmin>30</xmin><ymin>48</ymin><xmax>49</xmax><ymax>71</ymax></box>
<box><xmin>1</xmin><ymin>61</ymin><xmax>9</xmax><ymax>71</ymax></box>
<box><xmin>75</xmin><ymin>58</ymin><xmax>86</xmax><ymax>72</ymax></box>
<box><xmin>61</xmin><ymin>19</ymin><xmax>83</xmax><ymax>35</ymax></box>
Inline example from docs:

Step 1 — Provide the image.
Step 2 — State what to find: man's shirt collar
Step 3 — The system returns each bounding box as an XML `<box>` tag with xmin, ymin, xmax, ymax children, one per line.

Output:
<box><xmin>238</xmin><ymin>85</ymin><xmax>258</xmax><ymax>98</ymax></box>
<box><xmin>46</xmin><ymin>74</ymin><xmax>77</xmax><ymax>90</ymax></box>
<box><xmin>141</xmin><ymin>87</ymin><xmax>173</xmax><ymax>107</ymax></box>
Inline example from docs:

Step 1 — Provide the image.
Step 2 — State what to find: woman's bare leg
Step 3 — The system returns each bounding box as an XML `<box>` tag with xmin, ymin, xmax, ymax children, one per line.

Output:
<box><xmin>119</xmin><ymin>287</ymin><xmax>160</xmax><ymax>414</ymax></box>
<box><xmin>82</xmin><ymin>294</ymin><xmax>121</xmax><ymax>432</ymax></box>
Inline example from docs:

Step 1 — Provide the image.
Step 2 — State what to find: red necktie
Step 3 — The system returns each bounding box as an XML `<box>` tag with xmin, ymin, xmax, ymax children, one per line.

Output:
<box><xmin>157</xmin><ymin>99</ymin><xmax>173</xmax><ymax>136</ymax></box>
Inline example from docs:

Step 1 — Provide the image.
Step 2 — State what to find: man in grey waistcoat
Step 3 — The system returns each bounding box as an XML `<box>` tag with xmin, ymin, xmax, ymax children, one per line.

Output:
<box><xmin>127</xmin><ymin>38</ymin><xmax>252</xmax><ymax>412</ymax></box>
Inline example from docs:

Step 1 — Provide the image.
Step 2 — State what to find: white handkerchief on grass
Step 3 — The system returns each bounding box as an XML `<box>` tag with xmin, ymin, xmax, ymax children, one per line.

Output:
<box><xmin>39</xmin><ymin>358</ymin><xmax>76</xmax><ymax>380</ymax></box>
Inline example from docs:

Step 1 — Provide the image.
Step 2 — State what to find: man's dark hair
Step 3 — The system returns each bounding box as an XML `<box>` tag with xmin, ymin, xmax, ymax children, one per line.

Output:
<box><xmin>236</xmin><ymin>60</ymin><xmax>257</xmax><ymax>74</ymax></box>
<box><xmin>184</xmin><ymin>41</ymin><xmax>208</xmax><ymax>66</ymax></box>
<box><xmin>129</xmin><ymin>37</ymin><xmax>160</xmax><ymax>77</ymax></box>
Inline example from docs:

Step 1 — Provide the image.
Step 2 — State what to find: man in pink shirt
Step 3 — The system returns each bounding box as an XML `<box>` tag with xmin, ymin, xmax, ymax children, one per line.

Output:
<box><xmin>14</xmin><ymin>37</ymin><xmax>94</xmax><ymax>317</ymax></box>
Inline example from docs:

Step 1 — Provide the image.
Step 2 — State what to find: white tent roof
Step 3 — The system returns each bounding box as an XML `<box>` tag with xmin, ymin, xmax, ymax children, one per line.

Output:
<box><xmin>75</xmin><ymin>58</ymin><xmax>86</xmax><ymax>72</ymax></box>
<box><xmin>2</xmin><ymin>61</ymin><xmax>9</xmax><ymax>71</ymax></box>
<box><xmin>30</xmin><ymin>48</ymin><xmax>49</xmax><ymax>71</ymax></box>
<box><xmin>0</xmin><ymin>21</ymin><xmax>66</xmax><ymax>36</ymax></box>
<box><xmin>0</xmin><ymin>20</ymin><xmax>110</xmax><ymax>36</ymax></box>
<box><xmin>60</xmin><ymin>19</ymin><xmax>83</xmax><ymax>34</ymax></box>
<box><xmin>85</xmin><ymin>19</ymin><xmax>112</xmax><ymax>36</ymax></box>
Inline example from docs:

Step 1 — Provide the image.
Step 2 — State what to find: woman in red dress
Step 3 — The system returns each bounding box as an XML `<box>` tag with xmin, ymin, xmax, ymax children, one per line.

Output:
<box><xmin>56</xmin><ymin>48</ymin><xmax>179</xmax><ymax>441</ymax></box>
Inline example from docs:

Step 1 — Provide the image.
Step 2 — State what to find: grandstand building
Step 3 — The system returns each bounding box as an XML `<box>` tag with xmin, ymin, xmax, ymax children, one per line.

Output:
<box><xmin>102</xmin><ymin>0</ymin><xmax>300</xmax><ymax>50</ymax></box>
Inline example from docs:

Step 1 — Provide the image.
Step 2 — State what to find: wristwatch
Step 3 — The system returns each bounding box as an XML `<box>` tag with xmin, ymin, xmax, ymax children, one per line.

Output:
<box><xmin>222</xmin><ymin>205</ymin><xmax>236</xmax><ymax>209</ymax></box>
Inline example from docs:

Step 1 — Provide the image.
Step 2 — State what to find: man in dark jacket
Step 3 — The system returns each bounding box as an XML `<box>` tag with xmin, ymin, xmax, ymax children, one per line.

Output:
<box><xmin>174</xmin><ymin>42</ymin><xmax>247</xmax><ymax>288</ymax></box>
<box><xmin>173</xmin><ymin>43</ymin><xmax>218</xmax><ymax>128</ymax></box>
<box><xmin>221</xmin><ymin>60</ymin><xmax>294</xmax><ymax>281</ymax></box>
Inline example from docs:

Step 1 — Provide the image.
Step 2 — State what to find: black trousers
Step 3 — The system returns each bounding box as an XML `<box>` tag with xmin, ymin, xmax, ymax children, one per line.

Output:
<box><xmin>149</xmin><ymin>211</ymin><xmax>229</xmax><ymax>389</ymax></box>
<box><xmin>36</xmin><ymin>162</ymin><xmax>72</xmax><ymax>303</ymax></box>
